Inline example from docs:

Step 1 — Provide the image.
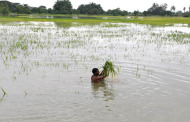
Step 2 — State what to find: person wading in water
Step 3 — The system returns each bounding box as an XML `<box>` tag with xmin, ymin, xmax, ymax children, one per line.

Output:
<box><xmin>91</xmin><ymin>68</ymin><xmax>106</xmax><ymax>83</ymax></box>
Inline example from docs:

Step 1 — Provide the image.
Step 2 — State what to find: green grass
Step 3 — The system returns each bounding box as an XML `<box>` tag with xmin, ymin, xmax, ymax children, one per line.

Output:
<box><xmin>1</xmin><ymin>15</ymin><xmax>190</xmax><ymax>26</ymax></box>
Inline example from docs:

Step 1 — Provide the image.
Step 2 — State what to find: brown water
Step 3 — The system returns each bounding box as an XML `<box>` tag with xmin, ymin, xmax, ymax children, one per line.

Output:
<box><xmin>0</xmin><ymin>22</ymin><xmax>190</xmax><ymax>122</ymax></box>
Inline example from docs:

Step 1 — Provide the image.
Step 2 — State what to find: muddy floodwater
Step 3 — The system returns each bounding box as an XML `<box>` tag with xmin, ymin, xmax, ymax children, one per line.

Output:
<box><xmin>0</xmin><ymin>22</ymin><xmax>190</xmax><ymax>122</ymax></box>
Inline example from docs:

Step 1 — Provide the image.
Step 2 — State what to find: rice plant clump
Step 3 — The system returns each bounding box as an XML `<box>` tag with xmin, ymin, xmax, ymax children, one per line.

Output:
<box><xmin>100</xmin><ymin>60</ymin><xmax>119</xmax><ymax>77</ymax></box>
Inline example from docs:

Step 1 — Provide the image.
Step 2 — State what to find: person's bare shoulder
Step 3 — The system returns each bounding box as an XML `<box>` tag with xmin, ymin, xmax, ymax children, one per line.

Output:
<box><xmin>91</xmin><ymin>75</ymin><xmax>95</xmax><ymax>82</ymax></box>
<box><xmin>91</xmin><ymin>75</ymin><xmax>100</xmax><ymax>83</ymax></box>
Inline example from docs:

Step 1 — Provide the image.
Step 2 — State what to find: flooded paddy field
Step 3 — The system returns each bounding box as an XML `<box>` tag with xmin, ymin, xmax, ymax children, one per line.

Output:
<box><xmin>0</xmin><ymin>21</ymin><xmax>190</xmax><ymax>122</ymax></box>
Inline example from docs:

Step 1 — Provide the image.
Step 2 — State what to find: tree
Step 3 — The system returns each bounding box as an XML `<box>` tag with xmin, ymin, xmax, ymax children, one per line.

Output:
<box><xmin>38</xmin><ymin>6</ymin><xmax>48</xmax><ymax>13</ymax></box>
<box><xmin>48</xmin><ymin>8</ymin><xmax>53</xmax><ymax>14</ymax></box>
<box><xmin>121</xmin><ymin>10</ymin><xmax>128</xmax><ymax>16</ymax></box>
<box><xmin>53</xmin><ymin>0</ymin><xmax>72</xmax><ymax>14</ymax></box>
<box><xmin>148</xmin><ymin>3</ymin><xmax>160</xmax><ymax>15</ymax></box>
<box><xmin>183</xmin><ymin>7</ymin><xmax>186</xmax><ymax>13</ymax></box>
<box><xmin>77</xmin><ymin>4</ymin><xmax>86</xmax><ymax>14</ymax></box>
<box><xmin>23</xmin><ymin>4</ymin><xmax>31</xmax><ymax>14</ymax></box>
<box><xmin>16</xmin><ymin>5</ymin><xmax>24</xmax><ymax>14</ymax></box>
<box><xmin>147</xmin><ymin>3</ymin><xmax>170</xmax><ymax>16</ymax></box>
<box><xmin>72</xmin><ymin>9</ymin><xmax>78</xmax><ymax>14</ymax></box>
<box><xmin>2</xmin><ymin>7</ymin><xmax>9</xmax><ymax>15</ymax></box>
<box><xmin>176</xmin><ymin>10</ymin><xmax>182</xmax><ymax>16</ymax></box>
<box><xmin>143</xmin><ymin>11</ymin><xmax>149</xmax><ymax>16</ymax></box>
<box><xmin>161</xmin><ymin>3</ymin><xmax>168</xmax><ymax>11</ymax></box>
<box><xmin>105</xmin><ymin>8</ymin><xmax>128</xmax><ymax>16</ymax></box>
<box><xmin>171</xmin><ymin>5</ymin><xmax>176</xmax><ymax>12</ymax></box>
<box><xmin>148</xmin><ymin>3</ymin><xmax>159</xmax><ymax>13</ymax></box>
<box><xmin>77</xmin><ymin>2</ymin><xmax>104</xmax><ymax>15</ymax></box>
<box><xmin>0</xmin><ymin>1</ymin><xmax>32</xmax><ymax>14</ymax></box>
<box><xmin>133</xmin><ymin>10</ymin><xmax>139</xmax><ymax>16</ymax></box>
<box><xmin>31</xmin><ymin>7</ymin><xmax>38</xmax><ymax>13</ymax></box>
<box><xmin>0</xmin><ymin>8</ymin><xmax>3</xmax><ymax>14</ymax></box>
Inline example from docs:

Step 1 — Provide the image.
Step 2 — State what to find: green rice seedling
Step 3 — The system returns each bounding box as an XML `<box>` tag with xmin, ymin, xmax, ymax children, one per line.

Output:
<box><xmin>13</xmin><ymin>76</ymin><xmax>16</xmax><ymax>80</ymax></box>
<box><xmin>100</xmin><ymin>60</ymin><xmax>119</xmax><ymax>77</ymax></box>
<box><xmin>1</xmin><ymin>88</ymin><xmax>7</xmax><ymax>96</ymax></box>
<box><xmin>24</xmin><ymin>91</ymin><xmax>28</xmax><ymax>96</ymax></box>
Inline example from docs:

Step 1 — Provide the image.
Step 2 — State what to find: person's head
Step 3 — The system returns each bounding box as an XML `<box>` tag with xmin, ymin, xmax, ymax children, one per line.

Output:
<box><xmin>92</xmin><ymin>68</ymin><xmax>99</xmax><ymax>76</ymax></box>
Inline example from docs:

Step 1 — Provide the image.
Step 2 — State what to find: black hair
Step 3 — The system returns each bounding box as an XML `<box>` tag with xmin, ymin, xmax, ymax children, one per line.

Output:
<box><xmin>92</xmin><ymin>68</ymin><xmax>99</xmax><ymax>75</ymax></box>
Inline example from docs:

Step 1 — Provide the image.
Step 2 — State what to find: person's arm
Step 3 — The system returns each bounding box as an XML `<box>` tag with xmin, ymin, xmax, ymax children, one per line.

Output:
<box><xmin>99</xmin><ymin>71</ymin><xmax>105</xmax><ymax>76</ymax></box>
<box><xmin>95</xmin><ymin>75</ymin><xmax>106</xmax><ymax>80</ymax></box>
<box><xmin>100</xmin><ymin>71</ymin><xmax>107</xmax><ymax>77</ymax></box>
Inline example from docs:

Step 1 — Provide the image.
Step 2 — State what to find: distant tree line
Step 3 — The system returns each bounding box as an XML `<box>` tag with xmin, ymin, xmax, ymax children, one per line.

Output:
<box><xmin>0</xmin><ymin>0</ymin><xmax>190</xmax><ymax>17</ymax></box>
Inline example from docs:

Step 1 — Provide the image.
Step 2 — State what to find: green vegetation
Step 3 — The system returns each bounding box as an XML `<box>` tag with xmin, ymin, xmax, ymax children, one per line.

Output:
<box><xmin>1</xmin><ymin>15</ymin><xmax>190</xmax><ymax>26</ymax></box>
<box><xmin>100</xmin><ymin>61</ymin><xmax>119</xmax><ymax>77</ymax></box>
<box><xmin>53</xmin><ymin>0</ymin><xmax>72</xmax><ymax>14</ymax></box>
<box><xmin>0</xmin><ymin>88</ymin><xmax>6</xmax><ymax>101</ymax></box>
<box><xmin>77</xmin><ymin>3</ymin><xmax>104</xmax><ymax>15</ymax></box>
<box><xmin>2</xmin><ymin>7</ymin><xmax>9</xmax><ymax>15</ymax></box>
<box><xmin>24</xmin><ymin>91</ymin><xmax>28</xmax><ymax>96</ymax></box>
<box><xmin>0</xmin><ymin>0</ymin><xmax>189</xmax><ymax>16</ymax></box>
<box><xmin>143</xmin><ymin>3</ymin><xmax>171</xmax><ymax>16</ymax></box>
<box><xmin>106</xmin><ymin>8</ymin><xmax>128</xmax><ymax>16</ymax></box>
<box><xmin>1</xmin><ymin>88</ymin><xmax>7</xmax><ymax>96</ymax></box>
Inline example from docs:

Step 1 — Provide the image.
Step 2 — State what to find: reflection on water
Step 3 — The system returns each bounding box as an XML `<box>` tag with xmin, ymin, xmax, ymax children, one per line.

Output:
<box><xmin>91</xmin><ymin>81</ymin><xmax>115</xmax><ymax>101</ymax></box>
<box><xmin>9</xmin><ymin>15</ymin><xmax>136</xmax><ymax>20</ymax></box>
<box><xmin>28</xmin><ymin>15</ymin><xmax>102</xmax><ymax>19</ymax></box>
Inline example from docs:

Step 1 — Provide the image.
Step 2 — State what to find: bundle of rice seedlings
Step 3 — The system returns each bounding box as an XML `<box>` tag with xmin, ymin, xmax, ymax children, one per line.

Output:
<box><xmin>100</xmin><ymin>60</ymin><xmax>119</xmax><ymax>77</ymax></box>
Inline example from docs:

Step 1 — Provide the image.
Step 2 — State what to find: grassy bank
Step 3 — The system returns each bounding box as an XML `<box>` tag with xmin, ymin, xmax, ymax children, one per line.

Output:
<box><xmin>0</xmin><ymin>15</ymin><xmax>190</xmax><ymax>26</ymax></box>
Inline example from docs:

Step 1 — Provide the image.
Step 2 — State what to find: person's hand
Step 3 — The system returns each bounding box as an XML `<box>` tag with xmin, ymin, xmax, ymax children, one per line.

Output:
<box><xmin>100</xmin><ymin>71</ymin><xmax>103</xmax><ymax>75</ymax></box>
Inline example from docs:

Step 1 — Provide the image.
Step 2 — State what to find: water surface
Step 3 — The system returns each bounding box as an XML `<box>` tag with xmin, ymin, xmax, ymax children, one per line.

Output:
<box><xmin>0</xmin><ymin>22</ymin><xmax>190</xmax><ymax>122</ymax></box>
